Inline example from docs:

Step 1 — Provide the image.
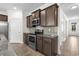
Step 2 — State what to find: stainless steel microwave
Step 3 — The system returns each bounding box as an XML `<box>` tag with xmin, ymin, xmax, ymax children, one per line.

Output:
<box><xmin>32</xmin><ymin>19</ymin><xmax>40</xmax><ymax>27</ymax></box>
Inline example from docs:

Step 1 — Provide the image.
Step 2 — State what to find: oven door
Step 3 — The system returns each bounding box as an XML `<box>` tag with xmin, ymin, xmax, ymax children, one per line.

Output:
<box><xmin>28</xmin><ymin>35</ymin><xmax>36</xmax><ymax>43</ymax></box>
<box><xmin>28</xmin><ymin>35</ymin><xmax>36</xmax><ymax>49</ymax></box>
<box><xmin>29</xmin><ymin>36</ymin><xmax>35</xmax><ymax>43</ymax></box>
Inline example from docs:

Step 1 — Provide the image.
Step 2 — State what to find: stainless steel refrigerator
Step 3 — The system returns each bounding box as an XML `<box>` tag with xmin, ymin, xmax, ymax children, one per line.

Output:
<box><xmin>0</xmin><ymin>21</ymin><xmax>9</xmax><ymax>56</ymax></box>
<box><xmin>0</xmin><ymin>21</ymin><xmax>8</xmax><ymax>39</ymax></box>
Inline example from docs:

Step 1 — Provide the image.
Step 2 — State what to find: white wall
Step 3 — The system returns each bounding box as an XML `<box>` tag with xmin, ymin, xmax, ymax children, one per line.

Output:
<box><xmin>58</xmin><ymin>5</ymin><xmax>69</xmax><ymax>54</ymax></box>
<box><xmin>8</xmin><ymin>9</ymin><xmax>23</xmax><ymax>43</ymax></box>
<box><xmin>0</xmin><ymin>10</ymin><xmax>7</xmax><ymax>15</ymax></box>
<box><xmin>68</xmin><ymin>19</ymin><xmax>79</xmax><ymax>36</ymax></box>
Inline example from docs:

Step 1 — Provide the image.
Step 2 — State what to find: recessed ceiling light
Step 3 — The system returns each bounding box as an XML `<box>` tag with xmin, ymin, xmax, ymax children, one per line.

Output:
<box><xmin>13</xmin><ymin>7</ymin><xmax>17</xmax><ymax>10</ymax></box>
<box><xmin>71</xmin><ymin>5</ymin><xmax>78</xmax><ymax>9</ymax></box>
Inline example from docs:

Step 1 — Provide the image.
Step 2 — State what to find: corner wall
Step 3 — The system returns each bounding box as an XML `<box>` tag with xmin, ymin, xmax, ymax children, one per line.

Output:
<box><xmin>58</xmin><ymin>5</ymin><xmax>69</xmax><ymax>54</ymax></box>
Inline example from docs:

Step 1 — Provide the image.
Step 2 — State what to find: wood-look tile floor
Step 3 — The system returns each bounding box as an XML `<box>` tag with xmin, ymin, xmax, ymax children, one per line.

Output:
<box><xmin>10</xmin><ymin>43</ymin><xmax>44</xmax><ymax>56</ymax></box>
<box><xmin>60</xmin><ymin>36</ymin><xmax>79</xmax><ymax>56</ymax></box>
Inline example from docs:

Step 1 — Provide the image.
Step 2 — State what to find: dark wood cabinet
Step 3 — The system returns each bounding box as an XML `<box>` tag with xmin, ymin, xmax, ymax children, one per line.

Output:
<box><xmin>26</xmin><ymin>4</ymin><xmax>58</xmax><ymax>27</ymax></box>
<box><xmin>27</xmin><ymin>15</ymin><xmax>32</xmax><ymax>27</ymax></box>
<box><xmin>23</xmin><ymin>33</ymin><xmax>29</xmax><ymax>45</ymax></box>
<box><xmin>41</xmin><ymin>10</ymin><xmax>46</xmax><ymax>26</ymax></box>
<box><xmin>46</xmin><ymin>4</ymin><xmax>58</xmax><ymax>26</ymax></box>
<box><xmin>51</xmin><ymin>37</ymin><xmax>58</xmax><ymax>56</ymax></box>
<box><xmin>29</xmin><ymin>15</ymin><xmax>32</xmax><ymax>27</ymax></box>
<box><xmin>42</xmin><ymin>37</ymin><xmax>58</xmax><ymax>56</ymax></box>
<box><xmin>36</xmin><ymin>35</ymin><xmax>58</xmax><ymax>56</ymax></box>
<box><xmin>54</xmin><ymin>5</ymin><xmax>58</xmax><ymax>26</ymax></box>
<box><xmin>46</xmin><ymin>5</ymin><xmax>55</xmax><ymax>26</ymax></box>
<box><xmin>27</xmin><ymin>9</ymin><xmax>41</xmax><ymax>28</ymax></box>
<box><xmin>40</xmin><ymin>4</ymin><xmax>58</xmax><ymax>27</ymax></box>
<box><xmin>42</xmin><ymin>37</ymin><xmax>51</xmax><ymax>56</ymax></box>
<box><xmin>32</xmin><ymin>9</ymin><xmax>41</xmax><ymax>19</ymax></box>
<box><xmin>27</xmin><ymin>16</ymin><xmax>30</xmax><ymax>27</ymax></box>
<box><xmin>35</xmin><ymin>10</ymin><xmax>40</xmax><ymax>19</ymax></box>
<box><xmin>0</xmin><ymin>14</ymin><xmax>8</xmax><ymax>21</ymax></box>
<box><xmin>37</xmin><ymin>36</ymin><xmax>43</xmax><ymax>52</ymax></box>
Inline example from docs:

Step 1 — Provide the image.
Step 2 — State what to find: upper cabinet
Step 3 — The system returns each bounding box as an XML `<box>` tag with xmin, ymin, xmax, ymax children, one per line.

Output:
<box><xmin>27</xmin><ymin>9</ymin><xmax>41</xmax><ymax>28</ymax></box>
<box><xmin>46</xmin><ymin>5</ymin><xmax>56</xmax><ymax>26</ymax></box>
<box><xmin>27</xmin><ymin>16</ymin><xmax>30</xmax><ymax>27</ymax></box>
<box><xmin>29</xmin><ymin>15</ymin><xmax>33</xmax><ymax>27</ymax></box>
<box><xmin>32</xmin><ymin>9</ymin><xmax>41</xmax><ymax>19</ymax></box>
<box><xmin>27</xmin><ymin>15</ymin><xmax>32</xmax><ymax>28</ymax></box>
<box><xmin>26</xmin><ymin>4</ymin><xmax>58</xmax><ymax>27</ymax></box>
<box><xmin>41</xmin><ymin>9</ymin><xmax>46</xmax><ymax>26</ymax></box>
<box><xmin>0</xmin><ymin>14</ymin><xmax>8</xmax><ymax>21</ymax></box>
<box><xmin>41</xmin><ymin>4</ymin><xmax>58</xmax><ymax>27</ymax></box>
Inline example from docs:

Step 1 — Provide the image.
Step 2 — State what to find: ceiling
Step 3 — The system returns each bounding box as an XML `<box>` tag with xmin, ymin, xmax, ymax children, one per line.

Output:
<box><xmin>0</xmin><ymin>3</ymin><xmax>44</xmax><ymax>13</ymax></box>
<box><xmin>59</xmin><ymin>3</ymin><xmax>79</xmax><ymax>20</ymax></box>
<box><xmin>0</xmin><ymin>3</ymin><xmax>79</xmax><ymax>20</ymax></box>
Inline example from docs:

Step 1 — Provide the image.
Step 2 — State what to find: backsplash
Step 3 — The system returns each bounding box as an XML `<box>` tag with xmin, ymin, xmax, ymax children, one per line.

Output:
<box><xmin>29</xmin><ymin>26</ymin><xmax>58</xmax><ymax>35</ymax></box>
<box><xmin>28</xmin><ymin>28</ymin><xmax>36</xmax><ymax>33</ymax></box>
<box><xmin>43</xmin><ymin>27</ymin><xmax>58</xmax><ymax>35</ymax></box>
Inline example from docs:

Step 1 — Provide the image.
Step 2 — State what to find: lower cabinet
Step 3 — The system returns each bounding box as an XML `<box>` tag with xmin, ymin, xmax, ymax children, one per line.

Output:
<box><xmin>42</xmin><ymin>37</ymin><xmax>51</xmax><ymax>56</ymax></box>
<box><xmin>23</xmin><ymin>33</ymin><xmax>29</xmax><ymax>45</ymax></box>
<box><xmin>36</xmin><ymin>36</ymin><xmax>58</xmax><ymax>56</ymax></box>
<box><xmin>51</xmin><ymin>37</ymin><xmax>58</xmax><ymax>56</ymax></box>
<box><xmin>37</xmin><ymin>36</ymin><xmax>43</xmax><ymax>52</ymax></box>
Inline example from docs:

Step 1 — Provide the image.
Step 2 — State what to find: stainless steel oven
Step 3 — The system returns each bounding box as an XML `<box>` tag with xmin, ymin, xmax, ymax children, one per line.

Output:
<box><xmin>28</xmin><ymin>29</ymin><xmax>43</xmax><ymax>50</ymax></box>
<box><xmin>28</xmin><ymin>34</ymin><xmax>36</xmax><ymax>50</ymax></box>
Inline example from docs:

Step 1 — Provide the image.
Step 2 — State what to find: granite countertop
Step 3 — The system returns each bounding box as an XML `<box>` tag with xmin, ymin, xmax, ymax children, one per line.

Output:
<box><xmin>37</xmin><ymin>34</ymin><xmax>58</xmax><ymax>38</ymax></box>
<box><xmin>24</xmin><ymin>32</ymin><xmax>58</xmax><ymax>38</ymax></box>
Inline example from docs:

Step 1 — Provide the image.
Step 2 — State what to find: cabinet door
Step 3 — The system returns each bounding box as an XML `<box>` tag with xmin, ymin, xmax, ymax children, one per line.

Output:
<box><xmin>29</xmin><ymin>15</ymin><xmax>32</xmax><ymax>27</ymax></box>
<box><xmin>46</xmin><ymin>5</ymin><xmax>58</xmax><ymax>26</ymax></box>
<box><xmin>54</xmin><ymin>5</ymin><xmax>58</xmax><ymax>26</ymax></box>
<box><xmin>0</xmin><ymin>15</ymin><xmax>8</xmax><ymax>21</ymax></box>
<box><xmin>41</xmin><ymin>10</ymin><xmax>46</xmax><ymax>26</ymax></box>
<box><xmin>23</xmin><ymin>33</ymin><xmax>29</xmax><ymax>45</ymax></box>
<box><xmin>35</xmin><ymin>10</ymin><xmax>40</xmax><ymax>19</ymax></box>
<box><xmin>27</xmin><ymin>15</ymin><xmax>33</xmax><ymax>27</ymax></box>
<box><xmin>51</xmin><ymin>37</ymin><xmax>58</xmax><ymax>56</ymax></box>
<box><xmin>32</xmin><ymin>9</ymin><xmax>40</xmax><ymax>19</ymax></box>
<box><xmin>32</xmin><ymin>13</ymin><xmax>35</xmax><ymax>19</ymax></box>
<box><xmin>43</xmin><ymin>37</ymin><xmax>51</xmax><ymax>56</ymax></box>
<box><xmin>37</xmin><ymin>36</ymin><xmax>43</xmax><ymax>52</ymax></box>
<box><xmin>27</xmin><ymin>16</ymin><xmax>30</xmax><ymax>27</ymax></box>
